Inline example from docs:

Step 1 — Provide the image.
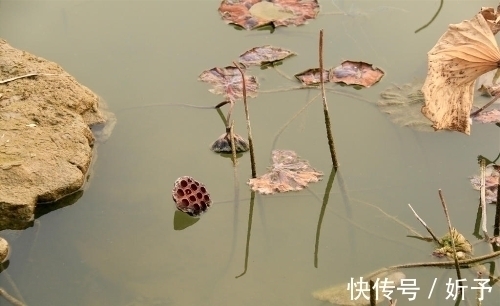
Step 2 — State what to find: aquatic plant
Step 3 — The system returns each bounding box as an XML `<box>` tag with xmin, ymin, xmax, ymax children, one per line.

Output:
<box><xmin>248</xmin><ymin>150</ymin><xmax>322</xmax><ymax>194</ymax></box>
<box><xmin>218</xmin><ymin>0</ymin><xmax>320</xmax><ymax>30</ymax></box>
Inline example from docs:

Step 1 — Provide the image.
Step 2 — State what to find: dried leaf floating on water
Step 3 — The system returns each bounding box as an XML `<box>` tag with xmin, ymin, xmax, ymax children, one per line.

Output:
<box><xmin>248</xmin><ymin>150</ymin><xmax>323</xmax><ymax>194</ymax></box>
<box><xmin>218</xmin><ymin>0</ymin><xmax>320</xmax><ymax>30</ymax></box>
<box><xmin>294</xmin><ymin>68</ymin><xmax>330</xmax><ymax>85</ymax></box>
<box><xmin>329</xmin><ymin>60</ymin><xmax>385</xmax><ymax>88</ymax></box>
<box><xmin>198</xmin><ymin>66</ymin><xmax>259</xmax><ymax>102</ymax></box>
<box><xmin>238</xmin><ymin>45</ymin><xmax>296</xmax><ymax>67</ymax></box>
<box><xmin>421</xmin><ymin>9</ymin><xmax>500</xmax><ymax>135</ymax></box>
<box><xmin>172</xmin><ymin>176</ymin><xmax>212</xmax><ymax>217</ymax></box>
<box><xmin>471</xmin><ymin>108</ymin><xmax>500</xmax><ymax>123</ymax></box>
<box><xmin>378</xmin><ymin>81</ymin><xmax>434</xmax><ymax>132</ymax></box>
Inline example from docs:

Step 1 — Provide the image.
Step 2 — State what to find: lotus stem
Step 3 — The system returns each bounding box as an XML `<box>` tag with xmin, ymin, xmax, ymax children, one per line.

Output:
<box><xmin>369</xmin><ymin>279</ymin><xmax>376</xmax><ymax>306</ymax></box>
<box><xmin>319</xmin><ymin>29</ymin><xmax>339</xmax><ymax>168</ymax></box>
<box><xmin>495</xmin><ymin>166</ymin><xmax>500</xmax><ymax>237</ymax></box>
<box><xmin>230</xmin><ymin>120</ymin><xmax>237</xmax><ymax>166</ymax></box>
<box><xmin>480</xmin><ymin>158</ymin><xmax>488</xmax><ymax>237</ymax></box>
<box><xmin>233</xmin><ymin>61</ymin><xmax>257</xmax><ymax>178</ymax></box>
<box><xmin>438</xmin><ymin>189</ymin><xmax>463</xmax><ymax>282</ymax></box>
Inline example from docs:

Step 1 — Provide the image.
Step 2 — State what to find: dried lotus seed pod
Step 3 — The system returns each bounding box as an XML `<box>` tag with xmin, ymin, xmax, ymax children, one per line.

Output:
<box><xmin>172</xmin><ymin>176</ymin><xmax>211</xmax><ymax>217</ymax></box>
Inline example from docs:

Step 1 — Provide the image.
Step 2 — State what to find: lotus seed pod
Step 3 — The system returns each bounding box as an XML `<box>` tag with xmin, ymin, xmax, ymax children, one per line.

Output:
<box><xmin>0</xmin><ymin>237</ymin><xmax>10</xmax><ymax>264</ymax></box>
<box><xmin>172</xmin><ymin>176</ymin><xmax>211</xmax><ymax>217</ymax></box>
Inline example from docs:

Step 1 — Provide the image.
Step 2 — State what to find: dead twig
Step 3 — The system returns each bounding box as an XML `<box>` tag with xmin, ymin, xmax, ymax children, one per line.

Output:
<box><xmin>0</xmin><ymin>73</ymin><xmax>58</xmax><ymax>84</ymax></box>
<box><xmin>438</xmin><ymin>190</ymin><xmax>463</xmax><ymax>282</ymax></box>
<box><xmin>408</xmin><ymin>204</ymin><xmax>442</xmax><ymax>245</ymax></box>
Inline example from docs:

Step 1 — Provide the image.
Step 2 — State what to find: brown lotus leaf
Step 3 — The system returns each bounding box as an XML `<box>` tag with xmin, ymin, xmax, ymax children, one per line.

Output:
<box><xmin>329</xmin><ymin>60</ymin><xmax>384</xmax><ymax>88</ymax></box>
<box><xmin>238</xmin><ymin>45</ymin><xmax>296</xmax><ymax>67</ymax></box>
<box><xmin>294</xmin><ymin>68</ymin><xmax>330</xmax><ymax>85</ymax></box>
<box><xmin>198</xmin><ymin>66</ymin><xmax>259</xmax><ymax>102</ymax></box>
<box><xmin>248</xmin><ymin>150</ymin><xmax>322</xmax><ymax>195</ymax></box>
<box><xmin>218</xmin><ymin>0</ymin><xmax>320</xmax><ymax>30</ymax></box>
<box><xmin>471</xmin><ymin>108</ymin><xmax>500</xmax><ymax>123</ymax></box>
<box><xmin>421</xmin><ymin>10</ymin><xmax>500</xmax><ymax>135</ymax></box>
<box><xmin>480</xmin><ymin>6</ymin><xmax>500</xmax><ymax>34</ymax></box>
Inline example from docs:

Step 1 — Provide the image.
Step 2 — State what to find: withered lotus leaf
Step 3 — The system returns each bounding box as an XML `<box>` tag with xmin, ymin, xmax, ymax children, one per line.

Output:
<box><xmin>218</xmin><ymin>0</ymin><xmax>320</xmax><ymax>30</ymax></box>
<box><xmin>238</xmin><ymin>45</ymin><xmax>296</xmax><ymax>66</ymax></box>
<box><xmin>198</xmin><ymin>66</ymin><xmax>259</xmax><ymax>102</ymax></box>
<box><xmin>248</xmin><ymin>150</ymin><xmax>323</xmax><ymax>195</ymax></box>
<box><xmin>329</xmin><ymin>60</ymin><xmax>384</xmax><ymax>88</ymax></box>
<box><xmin>471</xmin><ymin>108</ymin><xmax>500</xmax><ymax>123</ymax></box>
<box><xmin>421</xmin><ymin>9</ymin><xmax>500</xmax><ymax>135</ymax></box>
<box><xmin>294</xmin><ymin>68</ymin><xmax>330</xmax><ymax>85</ymax></box>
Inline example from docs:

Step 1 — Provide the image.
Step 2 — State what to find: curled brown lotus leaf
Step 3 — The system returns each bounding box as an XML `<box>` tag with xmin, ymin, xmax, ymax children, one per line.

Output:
<box><xmin>238</xmin><ymin>45</ymin><xmax>296</xmax><ymax>67</ymax></box>
<box><xmin>247</xmin><ymin>150</ymin><xmax>322</xmax><ymax>195</ymax></box>
<box><xmin>480</xmin><ymin>6</ymin><xmax>500</xmax><ymax>34</ymax></box>
<box><xmin>294</xmin><ymin>68</ymin><xmax>330</xmax><ymax>85</ymax></box>
<box><xmin>421</xmin><ymin>10</ymin><xmax>500</xmax><ymax>135</ymax></box>
<box><xmin>329</xmin><ymin>60</ymin><xmax>385</xmax><ymax>88</ymax></box>
<box><xmin>198</xmin><ymin>66</ymin><xmax>259</xmax><ymax>102</ymax></box>
<box><xmin>218</xmin><ymin>0</ymin><xmax>320</xmax><ymax>30</ymax></box>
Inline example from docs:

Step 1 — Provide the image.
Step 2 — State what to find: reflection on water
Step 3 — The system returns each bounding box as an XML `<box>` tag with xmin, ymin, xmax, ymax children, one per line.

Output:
<box><xmin>1</xmin><ymin>0</ymin><xmax>500</xmax><ymax>305</ymax></box>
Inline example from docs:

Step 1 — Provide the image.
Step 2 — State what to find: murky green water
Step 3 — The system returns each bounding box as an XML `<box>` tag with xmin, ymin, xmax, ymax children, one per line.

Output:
<box><xmin>1</xmin><ymin>0</ymin><xmax>500</xmax><ymax>305</ymax></box>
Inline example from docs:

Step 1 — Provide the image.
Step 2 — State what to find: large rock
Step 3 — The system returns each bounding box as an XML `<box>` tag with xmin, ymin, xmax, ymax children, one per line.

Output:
<box><xmin>0</xmin><ymin>39</ymin><xmax>112</xmax><ymax>229</ymax></box>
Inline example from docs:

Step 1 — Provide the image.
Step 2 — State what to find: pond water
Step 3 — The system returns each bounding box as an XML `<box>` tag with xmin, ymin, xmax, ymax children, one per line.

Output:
<box><xmin>1</xmin><ymin>0</ymin><xmax>500</xmax><ymax>305</ymax></box>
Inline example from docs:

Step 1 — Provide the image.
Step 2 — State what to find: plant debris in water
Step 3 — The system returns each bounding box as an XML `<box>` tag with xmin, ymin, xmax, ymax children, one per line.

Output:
<box><xmin>421</xmin><ymin>7</ymin><xmax>500</xmax><ymax>135</ymax></box>
<box><xmin>248</xmin><ymin>150</ymin><xmax>323</xmax><ymax>194</ymax></box>
<box><xmin>294</xmin><ymin>68</ymin><xmax>330</xmax><ymax>85</ymax></box>
<box><xmin>313</xmin><ymin>271</ymin><xmax>406</xmax><ymax>305</ymax></box>
<box><xmin>470</xmin><ymin>163</ymin><xmax>500</xmax><ymax>204</ymax></box>
<box><xmin>198</xmin><ymin>66</ymin><xmax>259</xmax><ymax>102</ymax></box>
<box><xmin>211</xmin><ymin>132</ymin><xmax>250</xmax><ymax>153</ymax></box>
<box><xmin>172</xmin><ymin>176</ymin><xmax>212</xmax><ymax>217</ymax></box>
<box><xmin>432</xmin><ymin>228</ymin><xmax>472</xmax><ymax>260</ymax></box>
<box><xmin>378</xmin><ymin>80</ymin><xmax>434</xmax><ymax>132</ymax></box>
<box><xmin>218</xmin><ymin>0</ymin><xmax>320</xmax><ymax>30</ymax></box>
<box><xmin>238</xmin><ymin>45</ymin><xmax>296</xmax><ymax>67</ymax></box>
<box><xmin>329</xmin><ymin>60</ymin><xmax>384</xmax><ymax>88</ymax></box>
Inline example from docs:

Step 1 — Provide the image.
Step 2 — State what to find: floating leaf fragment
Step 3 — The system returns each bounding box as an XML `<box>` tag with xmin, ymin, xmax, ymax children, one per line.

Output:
<box><xmin>172</xmin><ymin>176</ymin><xmax>212</xmax><ymax>217</ymax></box>
<box><xmin>421</xmin><ymin>9</ymin><xmax>500</xmax><ymax>135</ymax></box>
<box><xmin>294</xmin><ymin>68</ymin><xmax>329</xmax><ymax>85</ymax></box>
<box><xmin>471</xmin><ymin>108</ymin><xmax>500</xmax><ymax>124</ymax></box>
<box><xmin>248</xmin><ymin>150</ymin><xmax>322</xmax><ymax>194</ymax></box>
<box><xmin>218</xmin><ymin>0</ymin><xmax>320</xmax><ymax>30</ymax></box>
<box><xmin>378</xmin><ymin>81</ymin><xmax>433</xmax><ymax>132</ymax></box>
<box><xmin>198</xmin><ymin>66</ymin><xmax>259</xmax><ymax>102</ymax></box>
<box><xmin>470</xmin><ymin>163</ymin><xmax>499</xmax><ymax>204</ymax></box>
<box><xmin>238</xmin><ymin>45</ymin><xmax>295</xmax><ymax>67</ymax></box>
<box><xmin>329</xmin><ymin>60</ymin><xmax>384</xmax><ymax>88</ymax></box>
